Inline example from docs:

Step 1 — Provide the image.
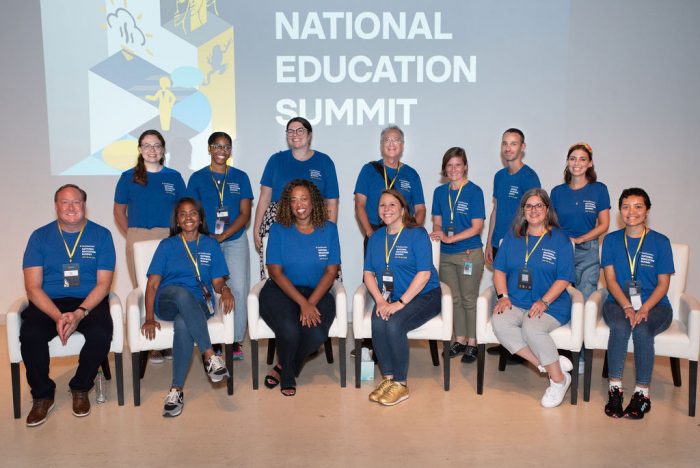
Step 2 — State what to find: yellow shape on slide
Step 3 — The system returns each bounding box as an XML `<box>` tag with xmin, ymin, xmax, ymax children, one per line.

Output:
<box><xmin>103</xmin><ymin>140</ymin><xmax>139</xmax><ymax>170</ymax></box>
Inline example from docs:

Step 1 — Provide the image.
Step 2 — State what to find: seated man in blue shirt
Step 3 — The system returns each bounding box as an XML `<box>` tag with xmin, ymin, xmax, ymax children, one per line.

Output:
<box><xmin>21</xmin><ymin>184</ymin><xmax>116</xmax><ymax>427</ymax></box>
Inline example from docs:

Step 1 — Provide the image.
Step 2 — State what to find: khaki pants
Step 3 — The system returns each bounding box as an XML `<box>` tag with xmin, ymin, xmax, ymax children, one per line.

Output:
<box><xmin>439</xmin><ymin>249</ymin><xmax>484</xmax><ymax>339</ymax></box>
<box><xmin>125</xmin><ymin>227</ymin><xmax>170</xmax><ymax>288</ymax></box>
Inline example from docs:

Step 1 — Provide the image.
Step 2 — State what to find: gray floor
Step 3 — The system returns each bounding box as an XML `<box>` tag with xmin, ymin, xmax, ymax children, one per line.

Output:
<box><xmin>1</xmin><ymin>329</ymin><xmax>698</xmax><ymax>467</ymax></box>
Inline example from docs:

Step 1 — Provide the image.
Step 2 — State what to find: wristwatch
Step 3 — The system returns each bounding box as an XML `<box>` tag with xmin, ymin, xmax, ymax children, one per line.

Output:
<box><xmin>77</xmin><ymin>306</ymin><xmax>89</xmax><ymax>317</ymax></box>
<box><xmin>497</xmin><ymin>293</ymin><xmax>508</xmax><ymax>300</ymax></box>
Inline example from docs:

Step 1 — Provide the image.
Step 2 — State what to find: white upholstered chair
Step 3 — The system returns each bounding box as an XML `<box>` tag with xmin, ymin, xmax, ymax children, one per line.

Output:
<box><xmin>125</xmin><ymin>239</ymin><xmax>234</xmax><ymax>405</ymax></box>
<box><xmin>475</xmin><ymin>285</ymin><xmax>585</xmax><ymax>404</ymax></box>
<box><xmin>6</xmin><ymin>293</ymin><xmax>124</xmax><ymax>418</ymax></box>
<box><xmin>246</xmin><ymin>236</ymin><xmax>348</xmax><ymax>389</ymax></box>
<box><xmin>352</xmin><ymin>240</ymin><xmax>453</xmax><ymax>390</ymax></box>
<box><xmin>583</xmin><ymin>242</ymin><xmax>700</xmax><ymax>416</ymax></box>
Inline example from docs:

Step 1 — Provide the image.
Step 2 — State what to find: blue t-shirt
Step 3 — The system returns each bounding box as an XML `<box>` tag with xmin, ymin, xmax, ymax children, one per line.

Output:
<box><xmin>187</xmin><ymin>165</ymin><xmax>254</xmax><ymax>241</ymax></box>
<box><xmin>354</xmin><ymin>161</ymin><xmax>425</xmax><ymax>226</ymax></box>
<box><xmin>431</xmin><ymin>181</ymin><xmax>486</xmax><ymax>253</ymax></box>
<box><xmin>23</xmin><ymin>220</ymin><xmax>116</xmax><ymax>299</ymax></box>
<box><xmin>550</xmin><ymin>182</ymin><xmax>610</xmax><ymax>239</ymax></box>
<box><xmin>491</xmin><ymin>165</ymin><xmax>540</xmax><ymax>247</ymax></box>
<box><xmin>147</xmin><ymin>234</ymin><xmax>229</xmax><ymax>311</ymax></box>
<box><xmin>260</xmin><ymin>150</ymin><xmax>339</xmax><ymax>202</ymax></box>
<box><xmin>601</xmin><ymin>229</ymin><xmax>674</xmax><ymax>307</ymax></box>
<box><xmin>493</xmin><ymin>228</ymin><xmax>575</xmax><ymax>324</ymax></box>
<box><xmin>114</xmin><ymin>167</ymin><xmax>186</xmax><ymax>228</ymax></box>
<box><xmin>364</xmin><ymin>226</ymin><xmax>440</xmax><ymax>302</ymax></box>
<box><xmin>265</xmin><ymin>221</ymin><xmax>341</xmax><ymax>288</ymax></box>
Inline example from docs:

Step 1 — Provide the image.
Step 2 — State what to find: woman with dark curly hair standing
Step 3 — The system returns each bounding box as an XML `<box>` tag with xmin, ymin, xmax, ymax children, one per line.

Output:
<box><xmin>259</xmin><ymin>179</ymin><xmax>341</xmax><ymax>396</ymax></box>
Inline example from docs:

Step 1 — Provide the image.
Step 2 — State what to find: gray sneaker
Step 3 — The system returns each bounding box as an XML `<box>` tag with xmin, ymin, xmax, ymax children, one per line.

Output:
<box><xmin>206</xmin><ymin>354</ymin><xmax>229</xmax><ymax>383</ymax></box>
<box><xmin>162</xmin><ymin>388</ymin><xmax>184</xmax><ymax>417</ymax></box>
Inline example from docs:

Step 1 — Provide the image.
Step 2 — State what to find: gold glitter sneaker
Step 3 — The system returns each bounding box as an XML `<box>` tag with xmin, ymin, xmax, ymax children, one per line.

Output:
<box><xmin>378</xmin><ymin>381</ymin><xmax>410</xmax><ymax>406</ymax></box>
<box><xmin>368</xmin><ymin>378</ymin><xmax>394</xmax><ymax>402</ymax></box>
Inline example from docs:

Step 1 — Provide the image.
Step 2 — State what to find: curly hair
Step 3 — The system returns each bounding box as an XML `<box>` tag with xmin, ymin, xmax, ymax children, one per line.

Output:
<box><xmin>276</xmin><ymin>179</ymin><xmax>327</xmax><ymax>228</ymax></box>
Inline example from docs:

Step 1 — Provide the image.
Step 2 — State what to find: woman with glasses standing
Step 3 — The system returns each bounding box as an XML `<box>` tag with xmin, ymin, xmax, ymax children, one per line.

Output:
<box><xmin>187</xmin><ymin>132</ymin><xmax>254</xmax><ymax>360</ymax></box>
<box><xmin>252</xmin><ymin>117</ymin><xmax>339</xmax><ymax>278</ymax></box>
<box><xmin>114</xmin><ymin>130</ymin><xmax>187</xmax><ymax>287</ymax></box>
<box><xmin>491</xmin><ymin>188</ymin><xmax>575</xmax><ymax>408</ymax></box>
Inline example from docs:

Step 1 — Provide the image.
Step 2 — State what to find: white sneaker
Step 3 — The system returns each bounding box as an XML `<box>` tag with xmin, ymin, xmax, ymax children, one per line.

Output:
<box><xmin>541</xmin><ymin>372</ymin><xmax>572</xmax><ymax>408</ymax></box>
<box><xmin>206</xmin><ymin>354</ymin><xmax>229</xmax><ymax>383</ymax></box>
<box><xmin>162</xmin><ymin>388</ymin><xmax>184</xmax><ymax>417</ymax></box>
<box><xmin>578</xmin><ymin>357</ymin><xmax>585</xmax><ymax>375</ymax></box>
<box><xmin>149</xmin><ymin>350</ymin><xmax>165</xmax><ymax>364</ymax></box>
<box><xmin>559</xmin><ymin>355</ymin><xmax>573</xmax><ymax>372</ymax></box>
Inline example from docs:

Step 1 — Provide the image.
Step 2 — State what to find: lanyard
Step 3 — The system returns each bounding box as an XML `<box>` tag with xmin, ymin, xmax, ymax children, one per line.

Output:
<box><xmin>209</xmin><ymin>165</ymin><xmax>228</xmax><ymax>208</ymax></box>
<box><xmin>383</xmin><ymin>162</ymin><xmax>401</xmax><ymax>190</ymax></box>
<box><xmin>624</xmin><ymin>227</ymin><xmax>647</xmax><ymax>280</ymax></box>
<box><xmin>58</xmin><ymin>222</ymin><xmax>85</xmax><ymax>263</ymax></box>
<box><xmin>384</xmin><ymin>226</ymin><xmax>405</xmax><ymax>268</ymax></box>
<box><xmin>180</xmin><ymin>233</ymin><xmax>201</xmax><ymax>279</ymax></box>
<box><xmin>447</xmin><ymin>180</ymin><xmax>466</xmax><ymax>223</ymax></box>
<box><xmin>524</xmin><ymin>229</ymin><xmax>548</xmax><ymax>266</ymax></box>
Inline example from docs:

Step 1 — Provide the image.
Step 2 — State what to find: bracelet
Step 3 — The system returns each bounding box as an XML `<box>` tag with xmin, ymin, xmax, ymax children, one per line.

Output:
<box><xmin>623</xmin><ymin>304</ymin><xmax>634</xmax><ymax>311</ymax></box>
<box><xmin>541</xmin><ymin>299</ymin><xmax>550</xmax><ymax>310</ymax></box>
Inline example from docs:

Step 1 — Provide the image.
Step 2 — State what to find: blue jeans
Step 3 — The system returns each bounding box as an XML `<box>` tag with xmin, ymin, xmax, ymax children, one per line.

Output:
<box><xmin>603</xmin><ymin>301</ymin><xmax>673</xmax><ymax>385</ymax></box>
<box><xmin>574</xmin><ymin>240</ymin><xmax>600</xmax><ymax>301</ymax></box>
<box><xmin>259</xmin><ymin>280</ymin><xmax>336</xmax><ymax>388</ymax></box>
<box><xmin>220</xmin><ymin>234</ymin><xmax>250</xmax><ymax>343</ymax></box>
<box><xmin>156</xmin><ymin>285</ymin><xmax>213</xmax><ymax>388</ymax></box>
<box><xmin>372</xmin><ymin>287</ymin><xmax>441</xmax><ymax>382</ymax></box>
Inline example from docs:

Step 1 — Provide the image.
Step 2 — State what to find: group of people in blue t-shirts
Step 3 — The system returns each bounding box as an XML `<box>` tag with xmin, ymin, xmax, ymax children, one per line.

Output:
<box><xmin>19</xmin><ymin>121</ymin><xmax>674</xmax><ymax>426</ymax></box>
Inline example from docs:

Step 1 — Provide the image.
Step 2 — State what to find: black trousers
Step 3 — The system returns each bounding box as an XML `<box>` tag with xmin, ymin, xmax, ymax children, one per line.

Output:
<box><xmin>259</xmin><ymin>280</ymin><xmax>335</xmax><ymax>388</ymax></box>
<box><xmin>20</xmin><ymin>297</ymin><xmax>112</xmax><ymax>399</ymax></box>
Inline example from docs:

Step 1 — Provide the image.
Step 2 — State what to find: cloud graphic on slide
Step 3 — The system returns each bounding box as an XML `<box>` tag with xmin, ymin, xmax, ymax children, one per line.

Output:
<box><xmin>107</xmin><ymin>7</ymin><xmax>146</xmax><ymax>46</ymax></box>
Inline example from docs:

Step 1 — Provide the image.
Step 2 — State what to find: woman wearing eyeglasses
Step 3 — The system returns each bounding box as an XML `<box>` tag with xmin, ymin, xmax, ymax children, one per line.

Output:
<box><xmin>114</xmin><ymin>129</ymin><xmax>186</xmax><ymax>289</ymax></box>
<box><xmin>187</xmin><ymin>131</ymin><xmax>253</xmax><ymax>360</ymax></box>
<box><xmin>252</xmin><ymin>117</ymin><xmax>339</xmax><ymax>278</ymax></box>
<box><xmin>492</xmin><ymin>188</ymin><xmax>575</xmax><ymax>408</ymax></box>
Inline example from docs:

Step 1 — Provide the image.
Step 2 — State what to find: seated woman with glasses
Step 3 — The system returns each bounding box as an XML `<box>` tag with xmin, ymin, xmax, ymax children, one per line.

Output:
<box><xmin>259</xmin><ymin>179</ymin><xmax>341</xmax><ymax>397</ymax></box>
<box><xmin>600</xmin><ymin>188</ymin><xmax>674</xmax><ymax>419</ymax></box>
<box><xmin>492</xmin><ymin>188</ymin><xmax>575</xmax><ymax>408</ymax></box>
<box><xmin>252</xmin><ymin>117</ymin><xmax>339</xmax><ymax>279</ymax></box>
<box><xmin>188</xmin><ymin>131</ymin><xmax>254</xmax><ymax>361</ymax></box>
<box><xmin>141</xmin><ymin>197</ymin><xmax>234</xmax><ymax>417</ymax></box>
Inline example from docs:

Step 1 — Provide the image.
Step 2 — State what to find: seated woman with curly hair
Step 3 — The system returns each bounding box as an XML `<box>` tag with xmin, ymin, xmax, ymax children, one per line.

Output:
<box><xmin>259</xmin><ymin>179</ymin><xmax>341</xmax><ymax>396</ymax></box>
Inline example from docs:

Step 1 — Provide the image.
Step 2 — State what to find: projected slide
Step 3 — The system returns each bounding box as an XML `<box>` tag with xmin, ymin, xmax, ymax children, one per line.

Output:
<box><xmin>42</xmin><ymin>1</ymin><xmax>570</xmax><ymax>176</ymax></box>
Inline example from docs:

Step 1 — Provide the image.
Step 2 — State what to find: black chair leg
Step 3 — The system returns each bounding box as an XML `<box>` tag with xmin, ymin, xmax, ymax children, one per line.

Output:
<box><xmin>689</xmin><ymin>360</ymin><xmax>697</xmax><ymax>417</ymax></box>
<box><xmin>266</xmin><ymin>338</ymin><xmax>276</xmax><ymax>365</ymax></box>
<box><xmin>602</xmin><ymin>350</ymin><xmax>609</xmax><ymax>378</ymax></box>
<box><xmin>354</xmin><ymin>338</ymin><xmax>362</xmax><ymax>388</ymax></box>
<box><xmin>324</xmin><ymin>338</ymin><xmax>334</xmax><ymax>364</ymax></box>
<box><xmin>225</xmin><ymin>343</ymin><xmax>234</xmax><ymax>395</ymax></box>
<box><xmin>477</xmin><ymin>344</ymin><xmax>485</xmax><ymax>395</ymax></box>
<box><xmin>498</xmin><ymin>346</ymin><xmax>508</xmax><ymax>371</ymax></box>
<box><xmin>131</xmin><ymin>352</ymin><xmax>141</xmax><ymax>406</ymax></box>
<box><xmin>139</xmin><ymin>351</ymin><xmax>149</xmax><ymax>379</ymax></box>
<box><xmin>339</xmin><ymin>337</ymin><xmax>346</xmax><ymax>388</ymax></box>
<box><xmin>115</xmin><ymin>353</ymin><xmax>124</xmax><ymax>406</ymax></box>
<box><xmin>443</xmin><ymin>341</ymin><xmax>450</xmax><ymax>391</ymax></box>
<box><xmin>671</xmin><ymin>357</ymin><xmax>682</xmax><ymax>387</ymax></box>
<box><xmin>11</xmin><ymin>362</ymin><xmax>21</xmax><ymax>419</ymax></box>
<box><xmin>570</xmin><ymin>351</ymin><xmax>579</xmax><ymax>405</ymax></box>
<box><xmin>429</xmin><ymin>340</ymin><xmax>439</xmax><ymax>366</ymax></box>
<box><xmin>101</xmin><ymin>357</ymin><xmax>112</xmax><ymax>380</ymax></box>
<box><xmin>583</xmin><ymin>348</ymin><xmax>593</xmax><ymax>402</ymax></box>
<box><xmin>251</xmin><ymin>340</ymin><xmax>259</xmax><ymax>390</ymax></box>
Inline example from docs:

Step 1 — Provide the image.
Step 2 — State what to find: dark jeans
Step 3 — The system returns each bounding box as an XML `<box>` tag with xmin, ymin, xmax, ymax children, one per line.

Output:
<box><xmin>603</xmin><ymin>301</ymin><xmax>673</xmax><ymax>385</ymax></box>
<box><xmin>259</xmin><ymin>280</ymin><xmax>335</xmax><ymax>388</ymax></box>
<box><xmin>20</xmin><ymin>296</ymin><xmax>112</xmax><ymax>399</ymax></box>
<box><xmin>372</xmin><ymin>287</ymin><xmax>441</xmax><ymax>382</ymax></box>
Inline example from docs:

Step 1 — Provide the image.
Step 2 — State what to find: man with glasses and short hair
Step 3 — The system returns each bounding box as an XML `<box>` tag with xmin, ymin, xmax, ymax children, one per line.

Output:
<box><xmin>21</xmin><ymin>184</ymin><xmax>116</xmax><ymax>426</ymax></box>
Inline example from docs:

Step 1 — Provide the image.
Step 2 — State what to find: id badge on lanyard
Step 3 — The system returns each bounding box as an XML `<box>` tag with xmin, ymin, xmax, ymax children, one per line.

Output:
<box><xmin>518</xmin><ymin>266</ymin><xmax>532</xmax><ymax>290</ymax></box>
<box><xmin>215</xmin><ymin>206</ymin><xmax>229</xmax><ymax>235</ymax></box>
<box><xmin>381</xmin><ymin>268</ymin><xmax>394</xmax><ymax>301</ymax></box>
<box><xmin>63</xmin><ymin>263</ymin><xmax>80</xmax><ymax>287</ymax></box>
<box><xmin>445</xmin><ymin>224</ymin><xmax>456</xmax><ymax>237</ymax></box>
<box><xmin>624</xmin><ymin>228</ymin><xmax>647</xmax><ymax>311</ymax></box>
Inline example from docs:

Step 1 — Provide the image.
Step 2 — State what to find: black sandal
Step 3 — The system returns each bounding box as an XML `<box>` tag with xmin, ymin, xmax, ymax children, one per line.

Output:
<box><xmin>280</xmin><ymin>386</ymin><xmax>296</xmax><ymax>397</ymax></box>
<box><xmin>264</xmin><ymin>365</ymin><xmax>282</xmax><ymax>389</ymax></box>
